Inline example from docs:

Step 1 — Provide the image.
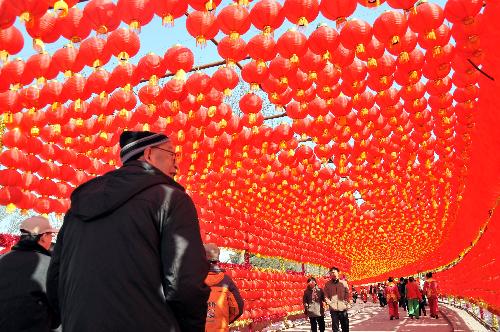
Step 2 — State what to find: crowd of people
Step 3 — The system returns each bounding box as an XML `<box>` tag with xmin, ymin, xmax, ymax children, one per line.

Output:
<box><xmin>302</xmin><ymin>273</ymin><xmax>440</xmax><ymax>332</ymax></box>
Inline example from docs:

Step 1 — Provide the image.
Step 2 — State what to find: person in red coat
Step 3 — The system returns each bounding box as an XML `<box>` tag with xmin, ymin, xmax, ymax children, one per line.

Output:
<box><xmin>423</xmin><ymin>272</ymin><xmax>440</xmax><ymax>318</ymax></box>
<box><xmin>360</xmin><ymin>287</ymin><xmax>368</xmax><ymax>303</ymax></box>
<box><xmin>384</xmin><ymin>277</ymin><xmax>400</xmax><ymax>320</ymax></box>
<box><xmin>405</xmin><ymin>277</ymin><xmax>422</xmax><ymax>319</ymax></box>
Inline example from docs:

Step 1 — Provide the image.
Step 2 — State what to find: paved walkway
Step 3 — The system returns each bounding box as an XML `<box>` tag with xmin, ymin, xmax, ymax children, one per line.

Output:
<box><xmin>285</xmin><ymin>302</ymin><xmax>488</xmax><ymax>332</ymax></box>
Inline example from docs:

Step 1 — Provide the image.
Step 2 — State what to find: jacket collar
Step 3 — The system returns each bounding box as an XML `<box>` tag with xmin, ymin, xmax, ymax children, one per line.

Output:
<box><xmin>12</xmin><ymin>240</ymin><xmax>51</xmax><ymax>256</ymax></box>
<box><xmin>124</xmin><ymin>160</ymin><xmax>185</xmax><ymax>192</ymax></box>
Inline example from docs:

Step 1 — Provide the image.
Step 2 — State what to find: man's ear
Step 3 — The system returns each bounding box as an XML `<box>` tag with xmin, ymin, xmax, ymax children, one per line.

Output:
<box><xmin>143</xmin><ymin>147</ymin><xmax>152</xmax><ymax>162</ymax></box>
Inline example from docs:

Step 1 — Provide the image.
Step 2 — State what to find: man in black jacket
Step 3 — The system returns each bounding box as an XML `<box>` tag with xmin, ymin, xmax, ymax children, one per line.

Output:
<box><xmin>47</xmin><ymin>131</ymin><xmax>210</xmax><ymax>332</ymax></box>
<box><xmin>0</xmin><ymin>216</ymin><xmax>60</xmax><ymax>331</ymax></box>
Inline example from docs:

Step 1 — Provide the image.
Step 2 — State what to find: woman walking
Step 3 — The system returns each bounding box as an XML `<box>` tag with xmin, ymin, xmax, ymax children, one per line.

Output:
<box><xmin>406</xmin><ymin>277</ymin><xmax>422</xmax><ymax>319</ymax></box>
<box><xmin>303</xmin><ymin>277</ymin><xmax>326</xmax><ymax>332</ymax></box>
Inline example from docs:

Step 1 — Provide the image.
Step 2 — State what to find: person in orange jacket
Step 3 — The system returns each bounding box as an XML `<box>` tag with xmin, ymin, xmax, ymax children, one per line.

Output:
<box><xmin>204</xmin><ymin>243</ymin><xmax>244</xmax><ymax>332</ymax></box>
<box><xmin>423</xmin><ymin>272</ymin><xmax>439</xmax><ymax>319</ymax></box>
<box><xmin>405</xmin><ymin>277</ymin><xmax>422</xmax><ymax>319</ymax></box>
<box><xmin>384</xmin><ymin>277</ymin><xmax>400</xmax><ymax>320</ymax></box>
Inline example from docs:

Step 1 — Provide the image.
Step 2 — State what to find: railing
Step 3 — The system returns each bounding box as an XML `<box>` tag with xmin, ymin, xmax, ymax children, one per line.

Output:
<box><xmin>439</xmin><ymin>296</ymin><xmax>499</xmax><ymax>331</ymax></box>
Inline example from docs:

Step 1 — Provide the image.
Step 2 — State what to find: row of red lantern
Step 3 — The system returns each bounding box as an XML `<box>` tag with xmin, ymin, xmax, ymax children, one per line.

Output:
<box><xmin>0</xmin><ymin>0</ymin><xmax>223</xmax><ymax>34</ymax></box>
<box><xmin>1</xmin><ymin>0</ymin><xmax>476</xmax><ymax>51</ymax></box>
<box><xmin>0</xmin><ymin>186</ymin><xmax>70</xmax><ymax>214</ymax></box>
<box><xmin>224</xmin><ymin>265</ymin><xmax>309</xmax><ymax>322</ymax></box>
<box><xmin>2</xmin><ymin>1</ymin><xmax>483</xmax><ymax>96</ymax></box>
<box><xmin>1</xmin><ymin>33</ymin><xmax>192</xmax><ymax>93</ymax></box>
<box><xmin>3</xmin><ymin>109</ymin><xmax>466</xmax><ymax>180</ymax></box>
<box><xmin>200</xmin><ymin>213</ymin><xmax>350</xmax><ymax>268</ymax></box>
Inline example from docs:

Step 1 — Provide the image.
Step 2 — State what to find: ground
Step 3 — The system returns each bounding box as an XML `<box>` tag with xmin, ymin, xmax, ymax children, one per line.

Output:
<box><xmin>285</xmin><ymin>301</ymin><xmax>488</xmax><ymax>332</ymax></box>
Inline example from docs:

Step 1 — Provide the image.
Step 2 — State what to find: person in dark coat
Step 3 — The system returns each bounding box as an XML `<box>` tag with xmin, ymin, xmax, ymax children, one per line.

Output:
<box><xmin>303</xmin><ymin>277</ymin><xmax>326</xmax><ymax>332</ymax></box>
<box><xmin>398</xmin><ymin>277</ymin><xmax>407</xmax><ymax>311</ymax></box>
<box><xmin>46</xmin><ymin>131</ymin><xmax>210</xmax><ymax>332</ymax></box>
<box><xmin>0</xmin><ymin>216</ymin><xmax>60</xmax><ymax>332</ymax></box>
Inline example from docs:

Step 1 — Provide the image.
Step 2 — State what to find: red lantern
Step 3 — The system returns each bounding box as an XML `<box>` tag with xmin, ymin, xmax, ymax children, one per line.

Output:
<box><xmin>269</xmin><ymin>56</ymin><xmax>297</xmax><ymax>83</ymax></box>
<box><xmin>0</xmin><ymin>0</ymin><xmax>18</xmax><ymax>29</ymax></box>
<box><xmin>136</xmin><ymin>53</ymin><xmax>166</xmax><ymax>81</ymax></box>
<box><xmin>249</xmin><ymin>0</ymin><xmax>284</xmax><ymax>33</ymax></box>
<box><xmin>106</xmin><ymin>28</ymin><xmax>140</xmax><ymax>61</ymax></box>
<box><xmin>408</xmin><ymin>2</ymin><xmax>444</xmax><ymax>34</ymax></box>
<box><xmin>59</xmin><ymin>74</ymin><xmax>87</xmax><ymax>103</ymax></box>
<box><xmin>162</xmin><ymin>78</ymin><xmax>188</xmax><ymax>105</ymax></box>
<box><xmin>117</xmin><ymin>0</ymin><xmax>155</xmax><ymax>31</ymax></box>
<box><xmin>320</xmin><ymin>0</ymin><xmax>357</xmax><ymax>22</ymax></box>
<box><xmin>444</xmin><ymin>0</ymin><xmax>483</xmax><ymax>24</ymax></box>
<box><xmin>40</xmin><ymin>80</ymin><xmax>63</xmax><ymax>106</ymax></box>
<box><xmin>84</xmin><ymin>68</ymin><xmax>109</xmax><ymax>97</ymax></box>
<box><xmin>283</xmin><ymin>0</ymin><xmax>319</xmax><ymax>26</ymax></box>
<box><xmin>418</xmin><ymin>23</ymin><xmax>451</xmax><ymax>50</ymax></box>
<box><xmin>0</xmin><ymin>26</ymin><xmax>23</xmax><ymax>59</ymax></box>
<box><xmin>299</xmin><ymin>50</ymin><xmax>326</xmax><ymax>79</ymax></box>
<box><xmin>77</xmin><ymin>36</ymin><xmax>110</xmax><ymax>68</ymax></box>
<box><xmin>239</xmin><ymin>93</ymin><xmax>262</xmax><ymax>114</ymax></box>
<box><xmin>109</xmin><ymin>88</ymin><xmax>137</xmax><ymax>112</ymax></box>
<box><xmin>276</xmin><ymin>29</ymin><xmax>307</xmax><ymax>63</ymax></box>
<box><xmin>186</xmin><ymin>11</ymin><xmax>219</xmax><ymax>46</ymax></box>
<box><xmin>11</xmin><ymin>0</ymin><xmax>50</xmax><ymax>22</ymax></box>
<box><xmin>50</xmin><ymin>44</ymin><xmax>79</xmax><ymax>75</ymax></box>
<box><xmin>108</xmin><ymin>62</ymin><xmax>138</xmax><ymax>90</ymax></box>
<box><xmin>241</xmin><ymin>60</ymin><xmax>268</xmax><ymax>87</ymax></box>
<box><xmin>387</xmin><ymin>29</ymin><xmax>417</xmax><ymax>56</ymax></box>
<box><xmin>59</xmin><ymin>7</ymin><xmax>91</xmax><ymax>43</ymax></box>
<box><xmin>217</xmin><ymin>36</ymin><xmax>247</xmax><ymax>64</ymax></box>
<box><xmin>24</xmin><ymin>12</ymin><xmax>59</xmax><ymax>51</ymax></box>
<box><xmin>246</xmin><ymin>33</ymin><xmax>276</xmax><ymax>64</ymax></box>
<box><xmin>24</xmin><ymin>52</ymin><xmax>51</xmax><ymax>83</ymax></box>
<box><xmin>386</xmin><ymin>0</ymin><xmax>416</xmax><ymax>10</ymax></box>
<box><xmin>153</xmin><ymin>0</ymin><xmax>187</xmax><ymax>26</ymax></box>
<box><xmin>217</xmin><ymin>3</ymin><xmax>251</xmax><ymax>38</ymax></box>
<box><xmin>83</xmin><ymin>0</ymin><xmax>121</xmax><ymax>34</ymax></box>
<box><xmin>340</xmin><ymin>18</ymin><xmax>372</xmax><ymax>53</ymax></box>
<box><xmin>211</xmin><ymin>66</ymin><xmax>239</xmax><ymax>95</ymax></box>
<box><xmin>0</xmin><ymin>89</ymin><xmax>19</xmax><ymax>113</ymax></box>
<box><xmin>163</xmin><ymin>45</ymin><xmax>194</xmax><ymax>74</ymax></box>
<box><xmin>307</xmin><ymin>24</ymin><xmax>339</xmax><ymax>59</ymax></box>
<box><xmin>186</xmin><ymin>72</ymin><xmax>211</xmax><ymax>98</ymax></box>
<box><xmin>330</xmin><ymin>43</ymin><xmax>355</xmax><ymax>68</ymax></box>
<box><xmin>373</xmin><ymin>10</ymin><xmax>407</xmax><ymax>45</ymax></box>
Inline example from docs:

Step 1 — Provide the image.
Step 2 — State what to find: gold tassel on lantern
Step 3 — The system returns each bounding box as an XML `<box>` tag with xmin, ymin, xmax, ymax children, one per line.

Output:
<box><xmin>162</xmin><ymin>15</ymin><xmax>175</xmax><ymax>27</ymax></box>
<box><xmin>196</xmin><ymin>35</ymin><xmax>207</xmax><ymax>47</ymax></box>
<box><xmin>367</xmin><ymin>58</ymin><xmax>377</xmax><ymax>69</ymax></box>
<box><xmin>205</xmin><ymin>0</ymin><xmax>216</xmax><ymax>11</ymax></box>
<box><xmin>426</xmin><ymin>29</ymin><xmax>436</xmax><ymax>40</ymax></box>
<box><xmin>356</xmin><ymin>44</ymin><xmax>365</xmax><ymax>55</ymax></box>
<box><xmin>33</xmin><ymin>39</ymin><xmax>45</xmax><ymax>53</ymax></box>
<box><xmin>53</xmin><ymin>0</ymin><xmax>69</xmax><ymax>17</ymax></box>
<box><xmin>398</xmin><ymin>52</ymin><xmax>410</xmax><ymax>63</ymax></box>
<box><xmin>129</xmin><ymin>20</ymin><xmax>141</xmax><ymax>33</ymax></box>
<box><xmin>298</xmin><ymin>17</ymin><xmax>308</xmax><ymax>27</ymax></box>
<box><xmin>118</xmin><ymin>51</ymin><xmax>130</xmax><ymax>62</ymax></box>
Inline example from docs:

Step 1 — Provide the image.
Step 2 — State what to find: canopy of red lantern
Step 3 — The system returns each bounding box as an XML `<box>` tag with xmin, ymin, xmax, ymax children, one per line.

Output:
<box><xmin>1</xmin><ymin>0</ymin><xmax>499</xmax><ymax>317</ymax></box>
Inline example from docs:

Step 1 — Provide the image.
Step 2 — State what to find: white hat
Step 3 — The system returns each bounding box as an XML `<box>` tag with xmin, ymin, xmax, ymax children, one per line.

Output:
<box><xmin>20</xmin><ymin>216</ymin><xmax>58</xmax><ymax>235</ymax></box>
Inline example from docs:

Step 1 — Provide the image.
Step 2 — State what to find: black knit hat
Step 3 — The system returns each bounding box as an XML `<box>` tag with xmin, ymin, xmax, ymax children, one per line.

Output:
<box><xmin>119</xmin><ymin>131</ymin><xmax>170</xmax><ymax>163</ymax></box>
